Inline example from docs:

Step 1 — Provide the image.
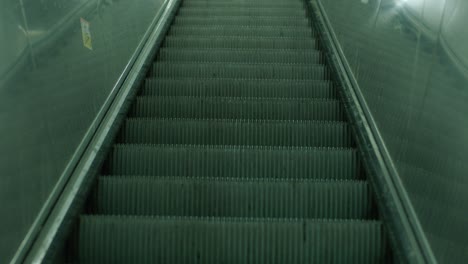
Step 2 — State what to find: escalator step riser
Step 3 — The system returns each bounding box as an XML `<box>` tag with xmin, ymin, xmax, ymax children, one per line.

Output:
<box><xmin>106</xmin><ymin>145</ymin><xmax>362</xmax><ymax>180</ymax></box>
<box><xmin>141</xmin><ymin>79</ymin><xmax>337</xmax><ymax>99</ymax></box>
<box><xmin>174</xmin><ymin>17</ymin><xmax>310</xmax><ymax>27</ymax></box>
<box><xmin>169</xmin><ymin>26</ymin><xmax>313</xmax><ymax>38</ymax></box>
<box><xmin>79</xmin><ymin>216</ymin><xmax>387</xmax><ymax>264</ymax></box>
<box><xmin>130</xmin><ymin>97</ymin><xmax>345</xmax><ymax>121</ymax></box>
<box><xmin>151</xmin><ymin>63</ymin><xmax>326</xmax><ymax>80</ymax></box>
<box><xmin>177</xmin><ymin>8</ymin><xmax>306</xmax><ymax>17</ymax></box>
<box><xmin>94</xmin><ymin>176</ymin><xmax>374</xmax><ymax>219</ymax></box>
<box><xmin>164</xmin><ymin>36</ymin><xmax>316</xmax><ymax>49</ymax></box>
<box><xmin>158</xmin><ymin>49</ymin><xmax>321</xmax><ymax>64</ymax></box>
<box><xmin>118</xmin><ymin>119</ymin><xmax>353</xmax><ymax>147</ymax></box>
<box><xmin>183</xmin><ymin>2</ymin><xmax>303</xmax><ymax>8</ymax></box>
<box><xmin>185</xmin><ymin>0</ymin><xmax>303</xmax><ymax>3</ymax></box>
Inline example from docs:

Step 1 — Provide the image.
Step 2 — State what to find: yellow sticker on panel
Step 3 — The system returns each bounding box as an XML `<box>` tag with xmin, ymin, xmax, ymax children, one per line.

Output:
<box><xmin>80</xmin><ymin>18</ymin><xmax>93</xmax><ymax>50</ymax></box>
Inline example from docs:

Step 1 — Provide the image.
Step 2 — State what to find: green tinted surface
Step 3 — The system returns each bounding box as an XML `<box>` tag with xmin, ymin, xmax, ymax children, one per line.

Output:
<box><xmin>320</xmin><ymin>0</ymin><xmax>468</xmax><ymax>262</ymax></box>
<box><xmin>0</xmin><ymin>0</ymin><xmax>165</xmax><ymax>262</ymax></box>
<box><xmin>70</xmin><ymin>0</ymin><xmax>393</xmax><ymax>262</ymax></box>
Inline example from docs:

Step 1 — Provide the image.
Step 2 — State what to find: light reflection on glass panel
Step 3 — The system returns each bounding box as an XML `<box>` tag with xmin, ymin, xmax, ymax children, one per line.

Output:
<box><xmin>320</xmin><ymin>0</ymin><xmax>468</xmax><ymax>262</ymax></box>
<box><xmin>0</xmin><ymin>0</ymin><xmax>165</xmax><ymax>262</ymax></box>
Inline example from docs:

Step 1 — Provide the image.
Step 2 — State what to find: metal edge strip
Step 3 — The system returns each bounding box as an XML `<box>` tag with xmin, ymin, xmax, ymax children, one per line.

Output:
<box><xmin>307</xmin><ymin>0</ymin><xmax>437</xmax><ymax>263</ymax></box>
<box><xmin>10</xmin><ymin>0</ymin><xmax>180</xmax><ymax>263</ymax></box>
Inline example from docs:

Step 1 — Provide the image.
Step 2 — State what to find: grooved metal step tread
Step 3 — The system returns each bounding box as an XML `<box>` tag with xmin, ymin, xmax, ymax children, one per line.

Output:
<box><xmin>186</xmin><ymin>0</ymin><xmax>301</xmax><ymax>2</ymax></box>
<box><xmin>151</xmin><ymin>62</ymin><xmax>326</xmax><ymax>80</ymax></box>
<box><xmin>105</xmin><ymin>144</ymin><xmax>362</xmax><ymax>180</ymax></box>
<box><xmin>163</xmin><ymin>36</ymin><xmax>316</xmax><ymax>49</ymax></box>
<box><xmin>94</xmin><ymin>176</ymin><xmax>374</xmax><ymax>219</ymax></box>
<box><xmin>183</xmin><ymin>2</ymin><xmax>303</xmax><ymax>8</ymax></box>
<box><xmin>177</xmin><ymin>7</ymin><xmax>306</xmax><ymax>17</ymax></box>
<box><xmin>118</xmin><ymin>118</ymin><xmax>353</xmax><ymax>147</ymax></box>
<box><xmin>173</xmin><ymin>16</ymin><xmax>310</xmax><ymax>27</ymax></box>
<box><xmin>141</xmin><ymin>78</ymin><xmax>337</xmax><ymax>99</ymax></box>
<box><xmin>158</xmin><ymin>48</ymin><xmax>321</xmax><ymax>64</ymax></box>
<box><xmin>130</xmin><ymin>96</ymin><xmax>345</xmax><ymax>121</ymax></box>
<box><xmin>169</xmin><ymin>25</ymin><xmax>313</xmax><ymax>38</ymax></box>
<box><xmin>79</xmin><ymin>216</ymin><xmax>388</xmax><ymax>264</ymax></box>
<box><xmin>183</xmin><ymin>1</ymin><xmax>304</xmax><ymax>8</ymax></box>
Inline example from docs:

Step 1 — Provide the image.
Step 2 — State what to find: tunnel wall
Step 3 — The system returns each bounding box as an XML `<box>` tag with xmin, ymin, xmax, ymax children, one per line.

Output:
<box><xmin>0</xmin><ymin>0</ymin><xmax>167</xmax><ymax>262</ymax></box>
<box><xmin>319</xmin><ymin>0</ymin><xmax>468</xmax><ymax>262</ymax></box>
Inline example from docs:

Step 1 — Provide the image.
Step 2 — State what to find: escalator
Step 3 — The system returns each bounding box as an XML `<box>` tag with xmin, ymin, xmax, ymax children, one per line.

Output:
<box><xmin>68</xmin><ymin>0</ymin><xmax>394</xmax><ymax>262</ymax></box>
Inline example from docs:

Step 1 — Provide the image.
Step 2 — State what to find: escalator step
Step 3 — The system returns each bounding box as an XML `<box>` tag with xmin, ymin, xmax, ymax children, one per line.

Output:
<box><xmin>118</xmin><ymin>118</ymin><xmax>353</xmax><ymax>147</ymax></box>
<box><xmin>164</xmin><ymin>36</ymin><xmax>316</xmax><ymax>49</ymax></box>
<box><xmin>185</xmin><ymin>0</ymin><xmax>302</xmax><ymax>3</ymax></box>
<box><xmin>141</xmin><ymin>78</ymin><xmax>337</xmax><ymax>99</ymax></box>
<box><xmin>94</xmin><ymin>176</ymin><xmax>374</xmax><ymax>219</ymax></box>
<box><xmin>173</xmin><ymin>16</ymin><xmax>310</xmax><ymax>27</ymax></box>
<box><xmin>183</xmin><ymin>2</ymin><xmax>303</xmax><ymax>8</ymax></box>
<box><xmin>157</xmin><ymin>48</ymin><xmax>321</xmax><ymax>64</ymax></box>
<box><xmin>177</xmin><ymin>7</ymin><xmax>306</xmax><ymax>17</ymax></box>
<box><xmin>105</xmin><ymin>144</ymin><xmax>362</xmax><ymax>180</ymax></box>
<box><xmin>79</xmin><ymin>216</ymin><xmax>387</xmax><ymax>264</ymax></box>
<box><xmin>169</xmin><ymin>26</ymin><xmax>312</xmax><ymax>38</ymax></box>
<box><xmin>129</xmin><ymin>96</ymin><xmax>344</xmax><ymax>121</ymax></box>
<box><xmin>71</xmin><ymin>0</ymin><xmax>393</xmax><ymax>260</ymax></box>
<box><xmin>151</xmin><ymin>62</ymin><xmax>326</xmax><ymax>80</ymax></box>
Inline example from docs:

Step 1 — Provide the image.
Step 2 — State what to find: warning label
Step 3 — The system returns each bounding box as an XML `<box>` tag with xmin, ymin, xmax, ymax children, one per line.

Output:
<box><xmin>80</xmin><ymin>18</ymin><xmax>93</xmax><ymax>50</ymax></box>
